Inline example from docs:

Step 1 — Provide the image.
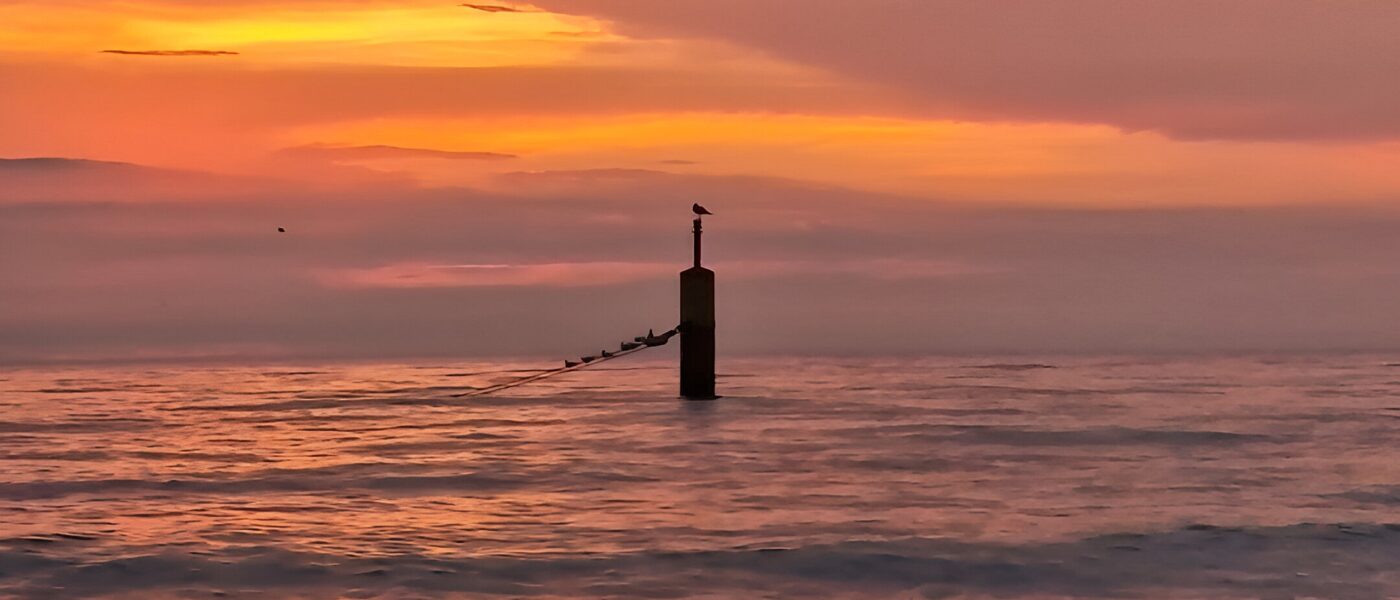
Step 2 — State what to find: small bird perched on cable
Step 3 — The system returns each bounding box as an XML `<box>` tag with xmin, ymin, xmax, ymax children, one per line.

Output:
<box><xmin>692</xmin><ymin>203</ymin><xmax>713</xmax><ymax>216</ymax></box>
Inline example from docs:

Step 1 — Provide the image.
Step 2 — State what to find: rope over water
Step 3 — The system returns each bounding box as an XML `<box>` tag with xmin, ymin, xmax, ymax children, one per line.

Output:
<box><xmin>451</xmin><ymin>327</ymin><xmax>679</xmax><ymax>398</ymax></box>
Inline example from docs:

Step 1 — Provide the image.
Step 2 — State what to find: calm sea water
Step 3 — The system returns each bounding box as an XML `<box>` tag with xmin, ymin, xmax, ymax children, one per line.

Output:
<box><xmin>5</xmin><ymin>355</ymin><xmax>1400</xmax><ymax>598</ymax></box>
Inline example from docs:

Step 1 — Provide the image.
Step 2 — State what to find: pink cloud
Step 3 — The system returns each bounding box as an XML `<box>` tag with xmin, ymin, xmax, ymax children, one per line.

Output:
<box><xmin>317</xmin><ymin>262</ymin><xmax>676</xmax><ymax>289</ymax></box>
<box><xmin>535</xmin><ymin>0</ymin><xmax>1400</xmax><ymax>141</ymax></box>
<box><xmin>317</xmin><ymin>258</ymin><xmax>990</xmax><ymax>289</ymax></box>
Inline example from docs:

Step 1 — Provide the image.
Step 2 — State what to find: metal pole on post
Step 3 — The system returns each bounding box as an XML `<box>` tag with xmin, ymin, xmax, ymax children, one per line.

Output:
<box><xmin>694</xmin><ymin>217</ymin><xmax>702</xmax><ymax>268</ymax></box>
<box><xmin>680</xmin><ymin>215</ymin><xmax>716</xmax><ymax>399</ymax></box>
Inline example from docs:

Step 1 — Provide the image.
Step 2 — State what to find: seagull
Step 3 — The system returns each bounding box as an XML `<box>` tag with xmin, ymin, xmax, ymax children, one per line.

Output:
<box><xmin>692</xmin><ymin>203</ymin><xmax>713</xmax><ymax>216</ymax></box>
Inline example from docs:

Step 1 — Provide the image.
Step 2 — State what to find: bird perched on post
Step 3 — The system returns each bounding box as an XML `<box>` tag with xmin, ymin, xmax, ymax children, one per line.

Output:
<box><xmin>692</xmin><ymin>203</ymin><xmax>713</xmax><ymax>216</ymax></box>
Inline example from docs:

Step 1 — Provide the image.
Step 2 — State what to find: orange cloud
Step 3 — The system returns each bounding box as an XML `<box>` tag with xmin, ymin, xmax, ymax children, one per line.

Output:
<box><xmin>299</xmin><ymin>113</ymin><xmax>1400</xmax><ymax>206</ymax></box>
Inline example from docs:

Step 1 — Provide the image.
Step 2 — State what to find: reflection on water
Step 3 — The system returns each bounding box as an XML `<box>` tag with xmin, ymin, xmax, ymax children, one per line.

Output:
<box><xmin>4</xmin><ymin>356</ymin><xmax>1400</xmax><ymax>597</ymax></box>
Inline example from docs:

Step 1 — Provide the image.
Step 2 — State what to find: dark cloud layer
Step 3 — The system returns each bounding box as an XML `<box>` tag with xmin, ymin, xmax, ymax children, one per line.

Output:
<box><xmin>537</xmin><ymin>0</ymin><xmax>1400</xmax><ymax>141</ymax></box>
<box><xmin>101</xmin><ymin>50</ymin><xmax>239</xmax><ymax>57</ymax></box>
<box><xmin>281</xmin><ymin>144</ymin><xmax>517</xmax><ymax>162</ymax></box>
<box><xmin>0</xmin><ymin>158</ymin><xmax>279</xmax><ymax>202</ymax></box>
<box><xmin>460</xmin><ymin>3</ymin><xmax>533</xmax><ymax>13</ymax></box>
<box><xmin>0</xmin><ymin>157</ymin><xmax>127</xmax><ymax>171</ymax></box>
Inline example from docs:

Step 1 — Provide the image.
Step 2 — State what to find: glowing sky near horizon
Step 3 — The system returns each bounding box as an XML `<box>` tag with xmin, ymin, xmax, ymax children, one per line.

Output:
<box><xmin>3</xmin><ymin>0</ymin><xmax>1400</xmax><ymax>206</ymax></box>
<box><xmin>8</xmin><ymin>0</ymin><xmax>1400</xmax><ymax>361</ymax></box>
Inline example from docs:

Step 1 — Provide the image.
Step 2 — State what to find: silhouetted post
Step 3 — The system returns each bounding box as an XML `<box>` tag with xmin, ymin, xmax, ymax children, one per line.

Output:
<box><xmin>680</xmin><ymin>217</ymin><xmax>716</xmax><ymax>399</ymax></box>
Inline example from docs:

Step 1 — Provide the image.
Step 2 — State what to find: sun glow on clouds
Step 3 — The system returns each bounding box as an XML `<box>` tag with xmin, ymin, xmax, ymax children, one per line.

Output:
<box><xmin>0</xmin><ymin>1</ymin><xmax>604</xmax><ymax>67</ymax></box>
<box><xmin>12</xmin><ymin>1</ymin><xmax>1400</xmax><ymax>361</ymax></box>
<box><xmin>3</xmin><ymin>0</ymin><xmax>1400</xmax><ymax>209</ymax></box>
<box><xmin>299</xmin><ymin>113</ymin><xmax>1400</xmax><ymax>206</ymax></box>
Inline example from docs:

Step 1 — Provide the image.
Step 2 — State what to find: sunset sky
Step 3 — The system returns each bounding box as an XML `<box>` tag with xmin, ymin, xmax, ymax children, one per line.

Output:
<box><xmin>5</xmin><ymin>1</ymin><xmax>1400</xmax><ymax>363</ymax></box>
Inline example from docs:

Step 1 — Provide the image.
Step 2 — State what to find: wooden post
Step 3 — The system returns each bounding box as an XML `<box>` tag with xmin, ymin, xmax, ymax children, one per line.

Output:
<box><xmin>680</xmin><ymin>217</ymin><xmax>716</xmax><ymax>399</ymax></box>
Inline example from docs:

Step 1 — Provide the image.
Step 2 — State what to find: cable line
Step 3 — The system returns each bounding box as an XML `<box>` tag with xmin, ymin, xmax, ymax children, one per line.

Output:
<box><xmin>451</xmin><ymin>327</ymin><xmax>677</xmax><ymax>398</ymax></box>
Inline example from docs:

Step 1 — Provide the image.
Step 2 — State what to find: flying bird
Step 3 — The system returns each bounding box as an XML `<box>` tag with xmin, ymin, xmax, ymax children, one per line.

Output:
<box><xmin>277</xmin><ymin>227</ymin><xmax>285</xmax><ymax>233</ymax></box>
<box><xmin>693</xmin><ymin>203</ymin><xmax>713</xmax><ymax>216</ymax></box>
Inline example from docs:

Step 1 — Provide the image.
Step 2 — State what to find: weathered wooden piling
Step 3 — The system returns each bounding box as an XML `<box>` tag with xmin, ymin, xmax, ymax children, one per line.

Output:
<box><xmin>680</xmin><ymin>217</ymin><xmax>716</xmax><ymax>399</ymax></box>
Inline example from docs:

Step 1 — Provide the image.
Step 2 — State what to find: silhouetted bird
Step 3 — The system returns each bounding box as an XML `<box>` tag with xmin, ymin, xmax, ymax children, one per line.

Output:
<box><xmin>564</xmin><ymin>360</ymin><xmax>580</xmax><ymax>368</ymax></box>
<box><xmin>692</xmin><ymin>203</ymin><xmax>713</xmax><ymax>216</ymax></box>
<box><xmin>277</xmin><ymin>227</ymin><xmax>285</xmax><ymax>233</ymax></box>
<box><xmin>643</xmin><ymin>328</ymin><xmax>678</xmax><ymax>347</ymax></box>
<box><xmin>581</xmin><ymin>356</ymin><xmax>596</xmax><ymax>363</ymax></box>
<box><xmin>601</xmin><ymin>350</ymin><xmax>614</xmax><ymax>358</ymax></box>
<box><xmin>620</xmin><ymin>342</ymin><xmax>641</xmax><ymax>351</ymax></box>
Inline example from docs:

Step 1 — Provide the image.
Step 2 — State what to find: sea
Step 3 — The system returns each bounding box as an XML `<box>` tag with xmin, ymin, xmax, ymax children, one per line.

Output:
<box><xmin>4</xmin><ymin>355</ymin><xmax>1400</xmax><ymax>599</ymax></box>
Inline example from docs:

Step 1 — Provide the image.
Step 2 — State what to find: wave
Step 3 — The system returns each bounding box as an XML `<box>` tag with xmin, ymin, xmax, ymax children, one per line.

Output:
<box><xmin>967</xmin><ymin>363</ymin><xmax>1057</xmax><ymax>371</ymax></box>
<box><xmin>0</xmin><ymin>419</ymin><xmax>158</xmax><ymax>434</ymax></box>
<box><xmin>0</xmin><ymin>459</ymin><xmax>664</xmax><ymax>501</ymax></box>
<box><xmin>0</xmin><ymin>463</ymin><xmax>529</xmax><ymax>501</ymax></box>
<box><xmin>838</xmin><ymin>424</ymin><xmax>1277</xmax><ymax>448</ymax></box>
<box><xmin>3</xmin><ymin>523</ymin><xmax>1398</xmax><ymax>598</ymax></box>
